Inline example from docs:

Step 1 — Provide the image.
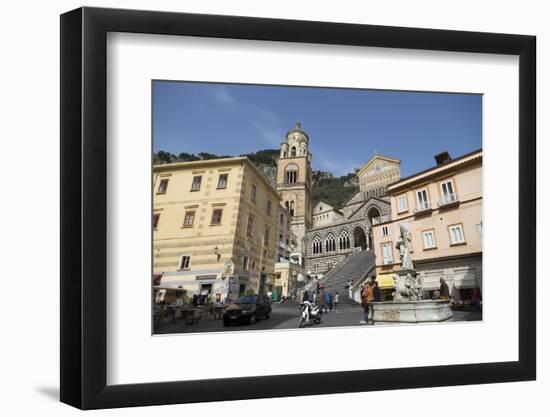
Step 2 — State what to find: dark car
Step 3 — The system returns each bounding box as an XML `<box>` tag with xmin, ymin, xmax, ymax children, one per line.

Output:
<box><xmin>223</xmin><ymin>295</ymin><xmax>272</xmax><ymax>326</ymax></box>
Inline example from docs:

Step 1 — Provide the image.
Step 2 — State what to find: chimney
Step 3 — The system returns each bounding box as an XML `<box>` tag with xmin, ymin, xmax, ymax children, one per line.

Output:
<box><xmin>434</xmin><ymin>151</ymin><xmax>452</xmax><ymax>166</ymax></box>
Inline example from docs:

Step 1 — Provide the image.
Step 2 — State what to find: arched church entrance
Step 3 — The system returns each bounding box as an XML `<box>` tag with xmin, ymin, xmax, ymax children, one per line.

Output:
<box><xmin>353</xmin><ymin>227</ymin><xmax>367</xmax><ymax>251</ymax></box>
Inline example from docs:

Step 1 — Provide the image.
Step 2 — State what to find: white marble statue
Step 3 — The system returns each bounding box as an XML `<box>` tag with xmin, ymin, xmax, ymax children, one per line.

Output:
<box><xmin>396</xmin><ymin>223</ymin><xmax>414</xmax><ymax>270</ymax></box>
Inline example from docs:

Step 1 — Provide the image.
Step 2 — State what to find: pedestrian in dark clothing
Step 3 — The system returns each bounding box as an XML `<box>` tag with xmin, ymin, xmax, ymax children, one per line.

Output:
<box><xmin>373</xmin><ymin>281</ymin><xmax>381</xmax><ymax>302</ymax></box>
<box><xmin>325</xmin><ymin>290</ymin><xmax>332</xmax><ymax>312</ymax></box>
<box><xmin>360</xmin><ymin>282</ymin><xmax>374</xmax><ymax>324</ymax></box>
<box><xmin>303</xmin><ymin>290</ymin><xmax>309</xmax><ymax>303</ymax></box>
<box><xmin>439</xmin><ymin>278</ymin><xmax>450</xmax><ymax>300</ymax></box>
<box><xmin>320</xmin><ymin>289</ymin><xmax>327</xmax><ymax>313</ymax></box>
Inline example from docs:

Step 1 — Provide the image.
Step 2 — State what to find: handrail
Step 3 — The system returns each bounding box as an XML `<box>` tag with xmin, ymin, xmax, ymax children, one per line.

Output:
<box><xmin>438</xmin><ymin>193</ymin><xmax>459</xmax><ymax>206</ymax></box>
<box><xmin>349</xmin><ymin>261</ymin><xmax>376</xmax><ymax>295</ymax></box>
<box><xmin>372</xmin><ymin>214</ymin><xmax>391</xmax><ymax>225</ymax></box>
<box><xmin>414</xmin><ymin>201</ymin><xmax>431</xmax><ymax>213</ymax></box>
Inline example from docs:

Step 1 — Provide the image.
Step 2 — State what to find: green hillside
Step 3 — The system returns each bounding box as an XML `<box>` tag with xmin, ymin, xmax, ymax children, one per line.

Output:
<box><xmin>153</xmin><ymin>149</ymin><xmax>358</xmax><ymax>209</ymax></box>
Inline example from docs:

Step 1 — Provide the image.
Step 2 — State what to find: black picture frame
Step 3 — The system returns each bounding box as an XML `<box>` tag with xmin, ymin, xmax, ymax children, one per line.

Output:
<box><xmin>60</xmin><ymin>6</ymin><xmax>536</xmax><ymax>410</ymax></box>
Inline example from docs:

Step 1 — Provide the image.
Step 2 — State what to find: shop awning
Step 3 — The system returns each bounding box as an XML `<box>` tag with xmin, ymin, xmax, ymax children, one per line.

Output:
<box><xmin>153</xmin><ymin>273</ymin><xmax>163</xmax><ymax>286</ymax></box>
<box><xmin>376</xmin><ymin>273</ymin><xmax>395</xmax><ymax>289</ymax></box>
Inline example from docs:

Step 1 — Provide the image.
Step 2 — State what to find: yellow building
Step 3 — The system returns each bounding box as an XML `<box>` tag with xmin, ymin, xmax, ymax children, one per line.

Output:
<box><xmin>274</xmin><ymin>261</ymin><xmax>305</xmax><ymax>298</ymax></box>
<box><xmin>372</xmin><ymin>149</ymin><xmax>483</xmax><ymax>303</ymax></box>
<box><xmin>153</xmin><ymin>157</ymin><xmax>281</xmax><ymax>303</ymax></box>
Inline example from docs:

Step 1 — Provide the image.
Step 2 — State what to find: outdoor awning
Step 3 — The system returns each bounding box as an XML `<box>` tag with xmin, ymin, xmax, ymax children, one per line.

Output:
<box><xmin>153</xmin><ymin>273</ymin><xmax>163</xmax><ymax>286</ymax></box>
<box><xmin>376</xmin><ymin>273</ymin><xmax>395</xmax><ymax>289</ymax></box>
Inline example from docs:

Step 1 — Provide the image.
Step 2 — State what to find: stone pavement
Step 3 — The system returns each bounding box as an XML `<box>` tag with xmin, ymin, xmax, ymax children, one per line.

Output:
<box><xmin>155</xmin><ymin>302</ymin><xmax>481</xmax><ymax>335</ymax></box>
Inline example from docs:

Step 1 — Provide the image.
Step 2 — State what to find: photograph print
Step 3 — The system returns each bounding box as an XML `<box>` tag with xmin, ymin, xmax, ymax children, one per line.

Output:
<box><xmin>152</xmin><ymin>81</ymin><xmax>483</xmax><ymax>334</ymax></box>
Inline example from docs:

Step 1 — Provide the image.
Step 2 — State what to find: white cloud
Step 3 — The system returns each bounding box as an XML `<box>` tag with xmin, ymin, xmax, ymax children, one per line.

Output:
<box><xmin>208</xmin><ymin>84</ymin><xmax>285</xmax><ymax>147</ymax></box>
<box><xmin>209</xmin><ymin>85</ymin><xmax>236</xmax><ymax>107</ymax></box>
<box><xmin>250</xmin><ymin>112</ymin><xmax>284</xmax><ymax>147</ymax></box>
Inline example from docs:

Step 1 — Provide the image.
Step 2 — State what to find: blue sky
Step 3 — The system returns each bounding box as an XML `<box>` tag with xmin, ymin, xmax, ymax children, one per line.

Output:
<box><xmin>153</xmin><ymin>81</ymin><xmax>482</xmax><ymax>177</ymax></box>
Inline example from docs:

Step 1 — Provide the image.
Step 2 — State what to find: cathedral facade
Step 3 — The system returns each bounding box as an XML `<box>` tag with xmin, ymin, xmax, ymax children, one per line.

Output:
<box><xmin>305</xmin><ymin>154</ymin><xmax>401</xmax><ymax>277</ymax></box>
<box><xmin>275</xmin><ymin>123</ymin><xmax>401</xmax><ymax>278</ymax></box>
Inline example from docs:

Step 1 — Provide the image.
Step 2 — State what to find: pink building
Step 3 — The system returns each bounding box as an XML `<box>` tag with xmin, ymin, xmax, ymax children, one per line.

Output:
<box><xmin>372</xmin><ymin>149</ymin><xmax>483</xmax><ymax>304</ymax></box>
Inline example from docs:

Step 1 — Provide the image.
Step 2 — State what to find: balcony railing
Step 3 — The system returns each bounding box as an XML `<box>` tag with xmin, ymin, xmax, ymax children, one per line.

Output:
<box><xmin>438</xmin><ymin>193</ymin><xmax>460</xmax><ymax>207</ymax></box>
<box><xmin>414</xmin><ymin>201</ymin><xmax>432</xmax><ymax>214</ymax></box>
<box><xmin>278</xmin><ymin>241</ymin><xmax>288</xmax><ymax>250</ymax></box>
<box><xmin>372</xmin><ymin>214</ymin><xmax>391</xmax><ymax>225</ymax></box>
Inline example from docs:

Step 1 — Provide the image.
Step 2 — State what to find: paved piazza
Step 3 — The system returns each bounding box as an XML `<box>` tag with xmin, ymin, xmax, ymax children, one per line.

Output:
<box><xmin>155</xmin><ymin>302</ymin><xmax>481</xmax><ymax>334</ymax></box>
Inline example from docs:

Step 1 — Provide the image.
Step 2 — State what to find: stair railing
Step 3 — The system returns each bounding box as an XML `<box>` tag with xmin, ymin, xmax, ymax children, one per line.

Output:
<box><xmin>348</xmin><ymin>257</ymin><xmax>377</xmax><ymax>303</ymax></box>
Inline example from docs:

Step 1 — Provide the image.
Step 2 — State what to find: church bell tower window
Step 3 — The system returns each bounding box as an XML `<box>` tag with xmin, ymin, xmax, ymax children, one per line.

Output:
<box><xmin>285</xmin><ymin>164</ymin><xmax>298</xmax><ymax>184</ymax></box>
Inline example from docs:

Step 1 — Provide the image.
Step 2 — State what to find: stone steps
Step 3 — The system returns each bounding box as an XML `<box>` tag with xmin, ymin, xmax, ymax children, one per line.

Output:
<box><xmin>316</xmin><ymin>249</ymin><xmax>376</xmax><ymax>305</ymax></box>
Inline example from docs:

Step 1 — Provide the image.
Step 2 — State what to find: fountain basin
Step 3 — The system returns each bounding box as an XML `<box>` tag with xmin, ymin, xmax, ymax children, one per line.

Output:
<box><xmin>371</xmin><ymin>299</ymin><xmax>453</xmax><ymax>323</ymax></box>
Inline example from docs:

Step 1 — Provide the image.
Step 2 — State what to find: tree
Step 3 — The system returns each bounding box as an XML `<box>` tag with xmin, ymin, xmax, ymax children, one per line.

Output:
<box><xmin>177</xmin><ymin>152</ymin><xmax>200</xmax><ymax>161</ymax></box>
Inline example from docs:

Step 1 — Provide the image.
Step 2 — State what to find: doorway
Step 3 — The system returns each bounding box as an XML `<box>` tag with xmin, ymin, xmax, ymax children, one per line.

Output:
<box><xmin>353</xmin><ymin>227</ymin><xmax>367</xmax><ymax>250</ymax></box>
<box><xmin>239</xmin><ymin>284</ymin><xmax>246</xmax><ymax>297</ymax></box>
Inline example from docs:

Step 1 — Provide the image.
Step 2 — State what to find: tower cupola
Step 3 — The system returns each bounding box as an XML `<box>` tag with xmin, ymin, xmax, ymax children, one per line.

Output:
<box><xmin>280</xmin><ymin>121</ymin><xmax>310</xmax><ymax>160</ymax></box>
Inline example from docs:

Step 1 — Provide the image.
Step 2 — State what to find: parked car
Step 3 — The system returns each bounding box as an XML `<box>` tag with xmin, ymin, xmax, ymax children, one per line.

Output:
<box><xmin>223</xmin><ymin>294</ymin><xmax>272</xmax><ymax>325</ymax></box>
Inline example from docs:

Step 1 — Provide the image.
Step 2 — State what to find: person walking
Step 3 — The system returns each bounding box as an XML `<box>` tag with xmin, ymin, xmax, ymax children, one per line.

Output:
<box><xmin>325</xmin><ymin>290</ymin><xmax>332</xmax><ymax>313</ymax></box>
<box><xmin>334</xmin><ymin>291</ymin><xmax>340</xmax><ymax>309</ymax></box>
<box><xmin>347</xmin><ymin>280</ymin><xmax>354</xmax><ymax>300</ymax></box>
<box><xmin>373</xmin><ymin>281</ymin><xmax>381</xmax><ymax>302</ymax></box>
<box><xmin>371</xmin><ymin>281</ymin><xmax>381</xmax><ymax>323</ymax></box>
<box><xmin>319</xmin><ymin>289</ymin><xmax>327</xmax><ymax>314</ymax></box>
<box><xmin>360</xmin><ymin>281</ymin><xmax>375</xmax><ymax>324</ymax></box>
<box><xmin>439</xmin><ymin>278</ymin><xmax>450</xmax><ymax>300</ymax></box>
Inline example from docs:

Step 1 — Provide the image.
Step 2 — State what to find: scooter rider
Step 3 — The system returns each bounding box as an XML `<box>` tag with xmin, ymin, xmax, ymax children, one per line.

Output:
<box><xmin>302</xmin><ymin>299</ymin><xmax>313</xmax><ymax>323</ymax></box>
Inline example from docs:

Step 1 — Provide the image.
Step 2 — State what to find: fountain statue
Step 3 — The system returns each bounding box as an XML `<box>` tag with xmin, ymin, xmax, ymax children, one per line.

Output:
<box><xmin>370</xmin><ymin>223</ymin><xmax>453</xmax><ymax>324</ymax></box>
<box><xmin>393</xmin><ymin>224</ymin><xmax>422</xmax><ymax>301</ymax></box>
<box><xmin>396</xmin><ymin>223</ymin><xmax>414</xmax><ymax>270</ymax></box>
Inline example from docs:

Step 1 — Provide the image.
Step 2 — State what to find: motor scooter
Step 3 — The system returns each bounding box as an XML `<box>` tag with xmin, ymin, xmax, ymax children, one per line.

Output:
<box><xmin>299</xmin><ymin>300</ymin><xmax>321</xmax><ymax>328</ymax></box>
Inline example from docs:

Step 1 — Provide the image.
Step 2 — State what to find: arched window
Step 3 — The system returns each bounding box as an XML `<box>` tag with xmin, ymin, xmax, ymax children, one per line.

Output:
<box><xmin>285</xmin><ymin>201</ymin><xmax>290</xmax><ymax>212</ymax></box>
<box><xmin>291</xmin><ymin>146</ymin><xmax>297</xmax><ymax>157</ymax></box>
<box><xmin>325</xmin><ymin>233</ymin><xmax>336</xmax><ymax>252</ymax></box>
<box><xmin>366</xmin><ymin>206</ymin><xmax>381</xmax><ymax>224</ymax></box>
<box><xmin>283</xmin><ymin>151</ymin><xmax>287</xmax><ymax>158</ymax></box>
<box><xmin>289</xmin><ymin>201</ymin><xmax>295</xmax><ymax>216</ymax></box>
<box><xmin>339</xmin><ymin>230</ymin><xmax>350</xmax><ymax>250</ymax></box>
<box><xmin>312</xmin><ymin>236</ymin><xmax>322</xmax><ymax>255</ymax></box>
<box><xmin>285</xmin><ymin>164</ymin><xmax>299</xmax><ymax>184</ymax></box>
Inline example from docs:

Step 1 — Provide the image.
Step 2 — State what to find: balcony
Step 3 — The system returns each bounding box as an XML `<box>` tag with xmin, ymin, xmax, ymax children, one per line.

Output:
<box><xmin>414</xmin><ymin>201</ymin><xmax>432</xmax><ymax>215</ymax></box>
<box><xmin>438</xmin><ymin>193</ymin><xmax>460</xmax><ymax>208</ymax></box>
<box><xmin>372</xmin><ymin>214</ymin><xmax>391</xmax><ymax>225</ymax></box>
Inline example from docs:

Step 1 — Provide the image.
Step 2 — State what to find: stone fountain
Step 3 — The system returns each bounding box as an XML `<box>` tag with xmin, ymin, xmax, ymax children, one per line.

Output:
<box><xmin>371</xmin><ymin>224</ymin><xmax>453</xmax><ymax>324</ymax></box>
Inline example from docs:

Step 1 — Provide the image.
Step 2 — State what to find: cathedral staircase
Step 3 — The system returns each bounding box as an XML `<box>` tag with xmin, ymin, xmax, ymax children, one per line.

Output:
<box><xmin>316</xmin><ymin>249</ymin><xmax>376</xmax><ymax>305</ymax></box>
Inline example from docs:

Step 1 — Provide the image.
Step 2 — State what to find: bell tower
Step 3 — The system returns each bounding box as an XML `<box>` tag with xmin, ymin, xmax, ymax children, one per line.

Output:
<box><xmin>276</xmin><ymin>122</ymin><xmax>312</xmax><ymax>256</ymax></box>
